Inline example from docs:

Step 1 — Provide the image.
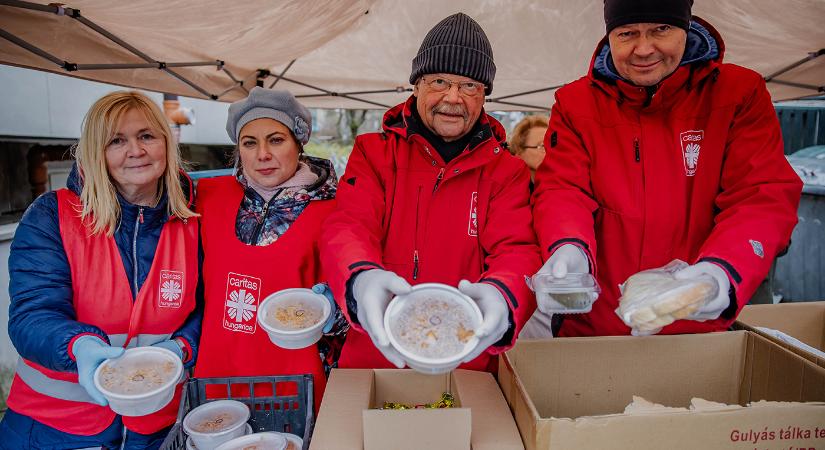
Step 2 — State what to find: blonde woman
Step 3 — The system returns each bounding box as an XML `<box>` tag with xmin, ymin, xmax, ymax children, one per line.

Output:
<box><xmin>508</xmin><ymin>115</ymin><xmax>549</xmax><ymax>183</ymax></box>
<box><xmin>1</xmin><ymin>91</ymin><xmax>200</xmax><ymax>449</ymax></box>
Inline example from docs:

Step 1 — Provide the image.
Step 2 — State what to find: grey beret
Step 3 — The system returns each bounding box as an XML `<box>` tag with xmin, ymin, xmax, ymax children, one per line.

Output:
<box><xmin>226</xmin><ymin>87</ymin><xmax>312</xmax><ymax>144</ymax></box>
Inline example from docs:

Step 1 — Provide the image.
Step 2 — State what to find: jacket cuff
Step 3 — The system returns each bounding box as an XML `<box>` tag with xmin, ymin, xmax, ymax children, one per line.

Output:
<box><xmin>344</xmin><ymin>262</ymin><xmax>384</xmax><ymax>327</ymax></box>
<box><xmin>67</xmin><ymin>332</ymin><xmax>108</xmax><ymax>362</ymax></box>
<box><xmin>175</xmin><ymin>337</ymin><xmax>194</xmax><ymax>364</ymax></box>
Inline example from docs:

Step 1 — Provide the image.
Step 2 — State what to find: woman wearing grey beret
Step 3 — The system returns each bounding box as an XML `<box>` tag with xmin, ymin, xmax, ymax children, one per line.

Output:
<box><xmin>193</xmin><ymin>87</ymin><xmax>342</xmax><ymax>410</ymax></box>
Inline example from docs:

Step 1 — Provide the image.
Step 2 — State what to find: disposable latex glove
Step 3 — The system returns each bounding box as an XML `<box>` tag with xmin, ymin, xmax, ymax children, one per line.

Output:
<box><xmin>533</xmin><ymin>244</ymin><xmax>590</xmax><ymax>313</ymax></box>
<box><xmin>673</xmin><ymin>262</ymin><xmax>731</xmax><ymax>321</ymax></box>
<box><xmin>457</xmin><ymin>280</ymin><xmax>510</xmax><ymax>363</ymax></box>
<box><xmin>151</xmin><ymin>339</ymin><xmax>184</xmax><ymax>361</ymax></box>
<box><xmin>312</xmin><ymin>282</ymin><xmax>337</xmax><ymax>333</ymax></box>
<box><xmin>353</xmin><ymin>269</ymin><xmax>412</xmax><ymax>368</ymax></box>
<box><xmin>72</xmin><ymin>335</ymin><xmax>125</xmax><ymax>406</ymax></box>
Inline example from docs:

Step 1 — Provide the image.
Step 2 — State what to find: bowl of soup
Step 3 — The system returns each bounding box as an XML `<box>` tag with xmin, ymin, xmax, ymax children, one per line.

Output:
<box><xmin>258</xmin><ymin>288</ymin><xmax>331</xmax><ymax>349</ymax></box>
<box><xmin>93</xmin><ymin>346</ymin><xmax>182</xmax><ymax>416</ymax></box>
<box><xmin>183</xmin><ymin>400</ymin><xmax>251</xmax><ymax>450</ymax></box>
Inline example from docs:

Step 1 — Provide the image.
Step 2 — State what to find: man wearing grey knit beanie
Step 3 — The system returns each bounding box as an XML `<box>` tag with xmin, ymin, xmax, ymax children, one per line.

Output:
<box><xmin>320</xmin><ymin>13</ymin><xmax>540</xmax><ymax>372</ymax></box>
<box><xmin>530</xmin><ymin>0</ymin><xmax>801</xmax><ymax>338</ymax></box>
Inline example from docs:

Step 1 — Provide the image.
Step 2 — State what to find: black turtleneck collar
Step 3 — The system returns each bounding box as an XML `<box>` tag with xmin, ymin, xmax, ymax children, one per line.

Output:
<box><xmin>407</xmin><ymin>99</ymin><xmax>487</xmax><ymax>164</ymax></box>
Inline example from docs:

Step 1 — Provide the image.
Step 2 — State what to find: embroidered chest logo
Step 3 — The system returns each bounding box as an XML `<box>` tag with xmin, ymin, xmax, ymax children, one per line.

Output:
<box><xmin>467</xmin><ymin>191</ymin><xmax>479</xmax><ymax>236</ymax></box>
<box><xmin>679</xmin><ymin>130</ymin><xmax>704</xmax><ymax>177</ymax></box>
<box><xmin>749</xmin><ymin>239</ymin><xmax>765</xmax><ymax>258</ymax></box>
<box><xmin>159</xmin><ymin>270</ymin><xmax>184</xmax><ymax>308</ymax></box>
<box><xmin>223</xmin><ymin>272</ymin><xmax>261</xmax><ymax>334</ymax></box>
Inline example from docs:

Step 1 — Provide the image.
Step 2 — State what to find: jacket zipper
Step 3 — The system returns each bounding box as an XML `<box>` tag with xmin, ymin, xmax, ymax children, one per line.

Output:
<box><xmin>634</xmin><ymin>138</ymin><xmax>640</xmax><ymax>163</ymax></box>
<box><xmin>412</xmin><ymin>186</ymin><xmax>422</xmax><ymax>280</ymax></box>
<box><xmin>432</xmin><ymin>167</ymin><xmax>446</xmax><ymax>193</ymax></box>
<box><xmin>132</xmin><ymin>207</ymin><xmax>143</xmax><ymax>299</ymax></box>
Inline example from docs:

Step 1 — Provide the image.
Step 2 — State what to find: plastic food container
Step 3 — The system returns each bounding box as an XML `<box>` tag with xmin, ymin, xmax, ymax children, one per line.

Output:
<box><xmin>529</xmin><ymin>272</ymin><xmax>601</xmax><ymax>314</ymax></box>
<box><xmin>258</xmin><ymin>288</ymin><xmax>331</xmax><ymax>349</ymax></box>
<box><xmin>283</xmin><ymin>433</ymin><xmax>303</xmax><ymax>450</ymax></box>
<box><xmin>215</xmin><ymin>432</ymin><xmax>288</xmax><ymax>450</ymax></box>
<box><xmin>183</xmin><ymin>400</ymin><xmax>251</xmax><ymax>450</ymax></box>
<box><xmin>384</xmin><ymin>283</ymin><xmax>482</xmax><ymax>374</ymax></box>
<box><xmin>186</xmin><ymin>424</ymin><xmax>252</xmax><ymax>450</ymax></box>
<box><xmin>93</xmin><ymin>346</ymin><xmax>182</xmax><ymax>417</ymax></box>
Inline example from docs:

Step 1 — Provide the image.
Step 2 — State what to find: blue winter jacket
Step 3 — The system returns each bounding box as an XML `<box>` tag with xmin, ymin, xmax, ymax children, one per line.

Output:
<box><xmin>8</xmin><ymin>165</ymin><xmax>203</xmax><ymax>372</ymax></box>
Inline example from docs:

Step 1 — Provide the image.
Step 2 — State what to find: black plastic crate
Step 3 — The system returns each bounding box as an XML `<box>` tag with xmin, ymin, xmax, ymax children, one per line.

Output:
<box><xmin>160</xmin><ymin>375</ymin><xmax>314</xmax><ymax>450</ymax></box>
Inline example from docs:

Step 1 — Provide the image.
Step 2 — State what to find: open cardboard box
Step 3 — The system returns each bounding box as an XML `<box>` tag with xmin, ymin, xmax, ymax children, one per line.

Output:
<box><xmin>499</xmin><ymin>331</ymin><xmax>825</xmax><ymax>450</ymax></box>
<box><xmin>310</xmin><ymin>369</ymin><xmax>524</xmax><ymax>450</ymax></box>
<box><xmin>735</xmin><ymin>301</ymin><xmax>825</xmax><ymax>367</ymax></box>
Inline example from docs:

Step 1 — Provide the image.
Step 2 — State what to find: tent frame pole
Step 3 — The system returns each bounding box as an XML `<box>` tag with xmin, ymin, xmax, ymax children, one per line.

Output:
<box><xmin>769</xmin><ymin>79</ymin><xmax>824</xmax><ymax>93</ymax></box>
<box><xmin>764</xmin><ymin>49</ymin><xmax>824</xmax><ymax>82</ymax></box>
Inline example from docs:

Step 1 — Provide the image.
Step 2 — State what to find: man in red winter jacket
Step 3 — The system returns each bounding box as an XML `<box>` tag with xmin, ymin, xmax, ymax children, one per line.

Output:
<box><xmin>321</xmin><ymin>13</ymin><xmax>540</xmax><ymax>371</ymax></box>
<box><xmin>532</xmin><ymin>0</ymin><xmax>802</xmax><ymax>337</ymax></box>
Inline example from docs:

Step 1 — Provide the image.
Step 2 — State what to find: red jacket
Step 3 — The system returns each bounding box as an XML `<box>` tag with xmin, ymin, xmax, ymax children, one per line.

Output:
<box><xmin>533</xmin><ymin>18</ymin><xmax>802</xmax><ymax>337</ymax></box>
<box><xmin>321</xmin><ymin>97</ymin><xmax>540</xmax><ymax>371</ymax></box>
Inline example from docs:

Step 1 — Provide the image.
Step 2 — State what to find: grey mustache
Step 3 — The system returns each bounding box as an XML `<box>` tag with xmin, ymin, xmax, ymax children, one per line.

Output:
<box><xmin>432</xmin><ymin>103</ymin><xmax>468</xmax><ymax>120</ymax></box>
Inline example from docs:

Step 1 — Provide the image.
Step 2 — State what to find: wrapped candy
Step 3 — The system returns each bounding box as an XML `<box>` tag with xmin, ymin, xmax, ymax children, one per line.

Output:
<box><xmin>381</xmin><ymin>392</ymin><xmax>455</xmax><ymax>410</ymax></box>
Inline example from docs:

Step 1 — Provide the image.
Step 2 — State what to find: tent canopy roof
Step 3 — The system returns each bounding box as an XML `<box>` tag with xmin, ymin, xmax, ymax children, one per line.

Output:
<box><xmin>1</xmin><ymin>0</ymin><xmax>823</xmax><ymax>110</ymax></box>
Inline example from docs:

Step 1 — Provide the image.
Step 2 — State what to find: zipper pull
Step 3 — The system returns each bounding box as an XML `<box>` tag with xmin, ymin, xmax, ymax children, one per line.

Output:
<box><xmin>413</xmin><ymin>250</ymin><xmax>420</xmax><ymax>280</ymax></box>
<box><xmin>138</xmin><ymin>207</ymin><xmax>144</xmax><ymax>224</ymax></box>
<box><xmin>633</xmin><ymin>138</ymin><xmax>640</xmax><ymax>163</ymax></box>
<box><xmin>433</xmin><ymin>167</ymin><xmax>446</xmax><ymax>193</ymax></box>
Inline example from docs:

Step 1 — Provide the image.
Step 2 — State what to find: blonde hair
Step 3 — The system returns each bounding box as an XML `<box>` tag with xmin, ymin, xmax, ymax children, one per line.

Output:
<box><xmin>73</xmin><ymin>91</ymin><xmax>197</xmax><ymax>235</ymax></box>
<box><xmin>508</xmin><ymin>115</ymin><xmax>549</xmax><ymax>156</ymax></box>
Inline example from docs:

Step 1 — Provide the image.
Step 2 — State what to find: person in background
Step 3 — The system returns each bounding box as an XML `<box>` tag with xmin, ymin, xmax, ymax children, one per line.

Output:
<box><xmin>1</xmin><ymin>91</ymin><xmax>201</xmax><ymax>449</ymax></box>
<box><xmin>193</xmin><ymin>87</ymin><xmax>342</xmax><ymax>411</ymax></box>
<box><xmin>508</xmin><ymin>115</ymin><xmax>549</xmax><ymax>184</ymax></box>
<box><xmin>321</xmin><ymin>13</ymin><xmax>540</xmax><ymax>372</ymax></box>
<box><xmin>531</xmin><ymin>0</ymin><xmax>802</xmax><ymax>337</ymax></box>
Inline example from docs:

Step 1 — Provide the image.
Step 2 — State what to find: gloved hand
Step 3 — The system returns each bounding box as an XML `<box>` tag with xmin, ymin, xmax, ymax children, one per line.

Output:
<box><xmin>352</xmin><ymin>269</ymin><xmax>412</xmax><ymax>368</ymax></box>
<box><xmin>457</xmin><ymin>280</ymin><xmax>510</xmax><ymax>363</ymax></box>
<box><xmin>533</xmin><ymin>244</ymin><xmax>590</xmax><ymax>313</ymax></box>
<box><xmin>673</xmin><ymin>261</ymin><xmax>731</xmax><ymax>321</ymax></box>
<box><xmin>312</xmin><ymin>282</ymin><xmax>337</xmax><ymax>333</ymax></box>
<box><xmin>72</xmin><ymin>335</ymin><xmax>125</xmax><ymax>406</ymax></box>
<box><xmin>151</xmin><ymin>339</ymin><xmax>184</xmax><ymax>361</ymax></box>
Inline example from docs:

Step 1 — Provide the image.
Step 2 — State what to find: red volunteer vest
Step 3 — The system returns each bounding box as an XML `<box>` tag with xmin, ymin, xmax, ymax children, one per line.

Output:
<box><xmin>7</xmin><ymin>188</ymin><xmax>198</xmax><ymax>436</ymax></box>
<box><xmin>194</xmin><ymin>176</ymin><xmax>334</xmax><ymax>412</ymax></box>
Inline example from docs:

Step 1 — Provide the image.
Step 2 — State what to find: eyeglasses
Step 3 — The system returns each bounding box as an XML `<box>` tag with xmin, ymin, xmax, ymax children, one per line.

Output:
<box><xmin>523</xmin><ymin>143</ymin><xmax>545</xmax><ymax>150</ymax></box>
<box><xmin>420</xmin><ymin>76</ymin><xmax>486</xmax><ymax>96</ymax></box>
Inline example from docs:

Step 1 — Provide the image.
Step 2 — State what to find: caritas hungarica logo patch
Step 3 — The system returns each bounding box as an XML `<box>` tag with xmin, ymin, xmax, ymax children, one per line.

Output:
<box><xmin>679</xmin><ymin>130</ymin><xmax>704</xmax><ymax>177</ymax></box>
<box><xmin>159</xmin><ymin>270</ymin><xmax>184</xmax><ymax>308</ymax></box>
<box><xmin>223</xmin><ymin>272</ymin><xmax>261</xmax><ymax>334</ymax></box>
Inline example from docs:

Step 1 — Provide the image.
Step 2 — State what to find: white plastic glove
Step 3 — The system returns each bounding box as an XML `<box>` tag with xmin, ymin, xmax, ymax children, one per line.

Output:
<box><xmin>673</xmin><ymin>261</ymin><xmax>731</xmax><ymax>321</ymax></box>
<box><xmin>457</xmin><ymin>280</ymin><xmax>510</xmax><ymax>364</ymax></box>
<box><xmin>353</xmin><ymin>269</ymin><xmax>412</xmax><ymax>368</ymax></box>
<box><xmin>533</xmin><ymin>244</ymin><xmax>590</xmax><ymax>313</ymax></box>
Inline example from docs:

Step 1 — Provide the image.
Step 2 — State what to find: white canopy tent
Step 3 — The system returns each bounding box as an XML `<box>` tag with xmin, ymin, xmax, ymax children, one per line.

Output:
<box><xmin>1</xmin><ymin>0</ymin><xmax>823</xmax><ymax>111</ymax></box>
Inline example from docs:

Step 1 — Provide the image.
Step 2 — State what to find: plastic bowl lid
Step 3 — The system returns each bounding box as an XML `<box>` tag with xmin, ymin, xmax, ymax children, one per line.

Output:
<box><xmin>258</xmin><ymin>288</ymin><xmax>331</xmax><ymax>335</ymax></box>
<box><xmin>215</xmin><ymin>432</ymin><xmax>288</xmax><ymax>450</ymax></box>
<box><xmin>530</xmin><ymin>272</ymin><xmax>600</xmax><ymax>294</ymax></box>
<box><xmin>94</xmin><ymin>346</ymin><xmax>182</xmax><ymax>400</ymax></box>
<box><xmin>384</xmin><ymin>283</ymin><xmax>482</xmax><ymax>365</ymax></box>
<box><xmin>183</xmin><ymin>399</ymin><xmax>251</xmax><ymax>437</ymax></box>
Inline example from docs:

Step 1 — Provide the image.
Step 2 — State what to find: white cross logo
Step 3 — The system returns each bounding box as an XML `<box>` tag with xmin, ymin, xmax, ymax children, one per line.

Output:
<box><xmin>160</xmin><ymin>280</ymin><xmax>182</xmax><ymax>301</ymax></box>
<box><xmin>226</xmin><ymin>289</ymin><xmax>257</xmax><ymax>323</ymax></box>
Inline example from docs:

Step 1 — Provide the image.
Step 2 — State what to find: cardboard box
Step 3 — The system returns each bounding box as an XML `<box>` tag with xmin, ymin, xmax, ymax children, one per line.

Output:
<box><xmin>499</xmin><ymin>331</ymin><xmax>825</xmax><ymax>450</ymax></box>
<box><xmin>310</xmin><ymin>369</ymin><xmax>524</xmax><ymax>450</ymax></box>
<box><xmin>735</xmin><ymin>301</ymin><xmax>825</xmax><ymax>367</ymax></box>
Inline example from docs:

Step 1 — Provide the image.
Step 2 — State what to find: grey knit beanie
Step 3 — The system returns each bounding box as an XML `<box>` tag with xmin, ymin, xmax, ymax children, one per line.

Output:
<box><xmin>409</xmin><ymin>12</ymin><xmax>496</xmax><ymax>95</ymax></box>
<box><xmin>226</xmin><ymin>87</ymin><xmax>311</xmax><ymax>144</ymax></box>
<box><xmin>604</xmin><ymin>0</ymin><xmax>694</xmax><ymax>33</ymax></box>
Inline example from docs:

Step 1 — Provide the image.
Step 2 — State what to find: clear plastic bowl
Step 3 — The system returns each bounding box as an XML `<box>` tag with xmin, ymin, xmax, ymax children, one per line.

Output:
<box><xmin>93</xmin><ymin>346</ymin><xmax>182</xmax><ymax>417</ymax></box>
<box><xmin>283</xmin><ymin>433</ymin><xmax>303</xmax><ymax>450</ymax></box>
<box><xmin>215</xmin><ymin>432</ymin><xmax>288</xmax><ymax>450</ymax></box>
<box><xmin>529</xmin><ymin>272</ymin><xmax>601</xmax><ymax>314</ymax></box>
<box><xmin>186</xmin><ymin>424</ymin><xmax>252</xmax><ymax>450</ymax></box>
<box><xmin>384</xmin><ymin>283</ymin><xmax>482</xmax><ymax>374</ymax></box>
<box><xmin>183</xmin><ymin>400</ymin><xmax>251</xmax><ymax>450</ymax></box>
<box><xmin>257</xmin><ymin>288</ymin><xmax>331</xmax><ymax>349</ymax></box>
